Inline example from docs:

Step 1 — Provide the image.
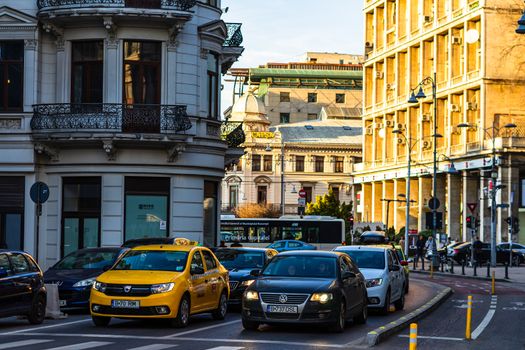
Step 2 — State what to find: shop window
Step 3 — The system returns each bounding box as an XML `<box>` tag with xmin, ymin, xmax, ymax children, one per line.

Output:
<box><xmin>0</xmin><ymin>176</ymin><xmax>24</xmax><ymax>250</ymax></box>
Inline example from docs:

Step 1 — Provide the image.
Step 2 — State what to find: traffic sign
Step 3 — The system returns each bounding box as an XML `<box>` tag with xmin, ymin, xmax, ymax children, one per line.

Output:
<box><xmin>298</xmin><ymin>188</ymin><xmax>306</xmax><ymax>198</ymax></box>
<box><xmin>30</xmin><ymin>182</ymin><xmax>50</xmax><ymax>204</ymax></box>
<box><xmin>467</xmin><ymin>203</ymin><xmax>477</xmax><ymax>213</ymax></box>
<box><xmin>298</xmin><ymin>198</ymin><xmax>306</xmax><ymax>207</ymax></box>
<box><xmin>428</xmin><ymin>197</ymin><xmax>440</xmax><ymax>210</ymax></box>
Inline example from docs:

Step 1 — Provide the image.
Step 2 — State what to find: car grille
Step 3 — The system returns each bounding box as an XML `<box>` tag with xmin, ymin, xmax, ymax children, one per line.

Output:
<box><xmin>260</xmin><ymin>293</ymin><xmax>309</xmax><ymax>305</ymax></box>
<box><xmin>229</xmin><ymin>281</ymin><xmax>239</xmax><ymax>290</ymax></box>
<box><xmin>104</xmin><ymin>284</ymin><xmax>152</xmax><ymax>297</ymax></box>
<box><xmin>265</xmin><ymin>312</ymin><xmax>300</xmax><ymax>320</ymax></box>
<box><xmin>93</xmin><ymin>305</ymin><xmax>169</xmax><ymax>316</ymax></box>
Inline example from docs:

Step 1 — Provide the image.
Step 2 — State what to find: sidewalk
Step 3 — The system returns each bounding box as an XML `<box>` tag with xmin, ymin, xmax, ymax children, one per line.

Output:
<box><xmin>409</xmin><ymin>263</ymin><xmax>525</xmax><ymax>284</ymax></box>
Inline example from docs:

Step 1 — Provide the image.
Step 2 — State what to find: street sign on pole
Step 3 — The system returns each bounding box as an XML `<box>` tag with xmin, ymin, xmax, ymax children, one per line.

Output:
<box><xmin>298</xmin><ymin>197</ymin><xmax>306</xmax><ymax>207</ymax></box>
<box><xmin>467</xmin><ymin>203</ymin><xmax>477</xmax><ymax>213</ymax></box>
<box><xmin>298</xmin><ymin>188</ymin><xmax>306</xmax><ymax>198</ymax></box>
<box><xmin>30</xmin><ymin>182</ymin><xmax>50</xmax><ymax>205</ymax></box>
<box><xmin>428</xmin><ymin>197</ymin><xmax>440</xmax><ymax>210</ymax></box>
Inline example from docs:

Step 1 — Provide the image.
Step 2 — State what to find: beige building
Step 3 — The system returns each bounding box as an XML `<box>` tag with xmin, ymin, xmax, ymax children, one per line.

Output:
<box><xmin>354</xmin><ymin>0</ymin><xmax>525</xmax><ymax>244</ymax></box>
<box><xmin>227</xmin><ymin>53</ymin><xmax>363</xmax><ymax>125</ymax></box>
<box><xmin>222</xmin><ymin>91</ymin><xmax>362</xmax><ymax>215</ymax></box>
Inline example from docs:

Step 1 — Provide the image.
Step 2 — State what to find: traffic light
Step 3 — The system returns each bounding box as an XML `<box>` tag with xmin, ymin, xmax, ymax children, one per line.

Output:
<box><xmin>348</xmin><ymin>214</ymin><xmax>354</xmax><ymax>231</ymax></box>
<box><xmin>466</xmin><ymin>215</ymin><xmax>473</xmax><ymax>229</ymax></box>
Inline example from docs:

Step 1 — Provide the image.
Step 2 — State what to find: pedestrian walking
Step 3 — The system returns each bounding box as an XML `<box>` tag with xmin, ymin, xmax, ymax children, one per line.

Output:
<box><xmin>415</xmin><ymin>235</ymin><xmax>425</xmax><ymax>270</ymax></box>
<box><xmin>473</xmin><ymin>236</ymin><xmax>483</xmax><ymax>267</ymax></box>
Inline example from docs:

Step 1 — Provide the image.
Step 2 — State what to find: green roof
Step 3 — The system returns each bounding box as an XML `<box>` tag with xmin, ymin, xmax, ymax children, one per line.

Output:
<box><xmin>249</xmin><ymin>68</ymin><xmax>363</xmax><ymax>80</ymax></box>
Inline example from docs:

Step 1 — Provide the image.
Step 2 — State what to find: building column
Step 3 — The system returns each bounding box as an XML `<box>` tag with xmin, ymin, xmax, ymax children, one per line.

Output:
<box><xmin>363</xmin><ymin>183</ymin><xmax>373</xmax><ymax>222</ymax></box>
<box><xmin>447</xmin><ymin>173</ymin><xmax>462</xmax><ymax>241</ymax></box>
<box><xmin>372</xmin><ymin>182</ymin><xmax>383</xmax><ymax>225</ymax></box>
<box><xmin>393</xmin><ymin>178</ymin><xmax>404</xmax><ymax>230</ymax></box>
<box><xmin>105</xmin><ymin>37</ymin><xmax>120</xmax><ymax>103</ymax></box>
<box><xmin>55</xmin><ymin>38</ymin><xmax>69</xmax><ymax>103</ymax></box>
<box><xmin>23</xmin><ymin>39</ymin><xmax>38</xmax><ymax>112</ymax></box>
<box><xmin>383</xmin><ymin>180</ymin><xmax>394</xmax><ymax>228</ymax></box>
<box><xmin>418</xmin><ymin>177</ymin><xmax>431</xmax><ymax>232</ymax></box>
<box><xmin>462</xmin><ymin>170</ymin><xmax>479</xmax><ymax>241</ymax></box>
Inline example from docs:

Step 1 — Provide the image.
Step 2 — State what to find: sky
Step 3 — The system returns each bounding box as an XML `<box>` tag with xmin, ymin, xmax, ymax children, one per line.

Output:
<box><xmin>221</xmin><ymin>0</ymin><xmax>364</xmax><ymax>113</ymax></box>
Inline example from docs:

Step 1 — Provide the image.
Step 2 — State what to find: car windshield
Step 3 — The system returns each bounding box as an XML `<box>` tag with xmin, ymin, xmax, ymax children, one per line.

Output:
<box><xmin>113</xmin><ymin>250</ymin><xmax>188</xmax><ymax>272</ymax></box>
<box><xmin>214</xmin><ymin>250</ymin><xmax>265</xmax><ymax>269</ymax></box>
<box><xmin>339</xmin><ymin>250</ymin><xmax>385</xmax><ymax>269</ymax></box>
<box><xmin>53</xmin><ymin>250</ymin><xmax>120</xmax><ymax>270</ymax></box>
<box><xmin>262</xmin><ymin>255</ymin><xmax>337</xmax><ymax>278</ymax></box>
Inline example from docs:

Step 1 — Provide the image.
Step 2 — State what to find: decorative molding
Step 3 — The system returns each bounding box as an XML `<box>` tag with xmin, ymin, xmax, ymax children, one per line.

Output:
<box><xmin>167</xmin><ymin>22</ymin><xmax>184</xmax><ymax>50</ymax></box>
<box><xmin>102</xmin><ymin>140</ymin><xmax>117</xmax><ymax>161</ymax></box>
<box><xmin>42</xmin><ymin>22</ymin><xmax>64</xmax><ymax>51</ymax></box>
<box><xmin>103</xmin><ymin>16</ymin><xmax>118</xmax><ymax>49</ymax></box>
<box><xmin>167</xmin><ymin>143</ymin><xmax>186</xmax><ymax>162</ymax></box>
<box><xmin>34</xmin><ymin>143</ymin><xmax>59</xmax><ymax>161</ymax></box>
<box><xmin>200</xmin><ymin>48</ymin><xmax>209</xmax><ymax>59</ymax></box>
<box><xmin>24</xmin><ymin>39</ymin><xmax>38</xmax><ymax>50</ymax></box>
<box><xmin>0</xmin><ymin>118</ymin><xmax>22</xmax><ymax>129</ymax></box>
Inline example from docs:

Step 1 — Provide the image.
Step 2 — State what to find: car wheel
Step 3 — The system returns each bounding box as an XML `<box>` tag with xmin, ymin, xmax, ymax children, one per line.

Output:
<box><xmin>92</xmin><ymin>316</ymin><xmax>111</xmax><ymax>327</ymax></box>
<box><xmin>172</xmin><ymin>295</ymin><xmax>190</xmax><ymax>328</ymax></box>
<box><xmin>405</xmin><ymin>280</ymin><xmax>410</xmax><ymax>294</ymax></box>
<box><xmin>27</xmin><ymin>293</ymin><xmax>46</xmax><ymax>325</ymax></box>
<box><xmin>353</xmin><ymin>296</ymin><xmax>367</xmax><ymax>324</ymax></box>
<box><xmin>212</xmin><ymin>291</ymin><xmax>228</xmax><ymax>320</ymax></box>
<box><xmin>380</xmin><ymin>289</ymin><xmax>391</xmax><ymax>316</ymax></box>
<box><xmin>332</xmin><ymin>301</ymin><xmax>346</xmax><ymax>333</ymax></box>
<box><xmin>512</xmin><ymin>255</ymin><xmax>521</xmax><ymax>267</ymax></box>
<box><xmin>394</xmin><ymin>288</ymin><xmax>405</xmax><ymax>311</ymax></box>
<box><xmin>242</xmin><ymin>318</ymin><xmax>260</xmax><ymax>331</ymax></box>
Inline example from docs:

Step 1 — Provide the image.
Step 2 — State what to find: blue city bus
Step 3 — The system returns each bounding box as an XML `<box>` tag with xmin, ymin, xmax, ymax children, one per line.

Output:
<box><xmin>219</xmin><ymin>216</ymin><xmax>345</xmax><ymax>250</ymax></box>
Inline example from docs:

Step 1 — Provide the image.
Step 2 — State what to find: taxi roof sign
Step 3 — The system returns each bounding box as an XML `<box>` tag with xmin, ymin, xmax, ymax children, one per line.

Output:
<box><xmin>174</xmin><ymin>238</ymin><xmax>199</xmax><ymax>246</ymax></box>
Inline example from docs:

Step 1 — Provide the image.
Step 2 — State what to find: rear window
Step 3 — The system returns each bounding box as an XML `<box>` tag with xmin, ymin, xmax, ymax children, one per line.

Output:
<box><xmin>54</xmin><ymin>250</ymin><xmax>120</xmax><ymax>270</ymax></box>
<box><xmin>337</xmin><ymin>250</ymin><xmax>385</xmax><ymax>270</ymax></box>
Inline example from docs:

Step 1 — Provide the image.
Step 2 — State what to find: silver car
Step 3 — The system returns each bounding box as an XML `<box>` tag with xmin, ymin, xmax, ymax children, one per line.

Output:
<box><xmin>333</xmin><ymin>246</ymin><xmax>406</xmax><ymax>315</ymax></box>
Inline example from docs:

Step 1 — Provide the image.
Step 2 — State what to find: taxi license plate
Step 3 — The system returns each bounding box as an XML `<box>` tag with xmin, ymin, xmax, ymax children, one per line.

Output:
<box><xmin>111</xmin><ymin>300</ymin><xmax>140</xmax><ymax>309</ymax></box>
<box><xmin>59</xmin><ymin>300</ymin><xmax>66</xmax><ymax>307</ymax></box>
<box><xmin>267</xmin><ymin>305</ymin><xmax>298</xmax><ymax>313</ymax></box>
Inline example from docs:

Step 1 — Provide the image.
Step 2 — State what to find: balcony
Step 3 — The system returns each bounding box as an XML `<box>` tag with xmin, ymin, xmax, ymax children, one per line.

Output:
<box><xmin>223</xmin><ymin>23</ymin><xmax>243</xmax><ymax>47</ymax></box>
<box><xmin>221</xmin><ymin>121</ymin><xmax>245</xmax><ymax>148</ymax></box>
<box><xmin>38</xmin><ymin>0</ymin><xmax>196</xmax><ymax>11</ymax></box>
<box><xmin>221</xmin><ymin>23</ymin><xmax>245</xmax><ymax>71</ymax></box>
<box><xmin>31</xmin><ymin>103</ymin><xmax>192</xmax><ymax>137</ymax></box>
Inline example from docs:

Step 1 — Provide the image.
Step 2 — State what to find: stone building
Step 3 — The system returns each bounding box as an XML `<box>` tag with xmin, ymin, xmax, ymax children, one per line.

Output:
<box><xmin>354</xmin><ymin>0</ymin><xmax>525</xmax><ymax>244</ymax></box>
<box><xmin>0</xmin><ymin>0</ymin><xmax>243</xmax><ymax>268</ymax></box>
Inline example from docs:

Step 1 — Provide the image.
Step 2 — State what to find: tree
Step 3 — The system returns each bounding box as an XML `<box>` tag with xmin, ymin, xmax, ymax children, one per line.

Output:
<box><xmin>305</xmin><ymin>189</ymin><xmax>353</xmax><ymax>221</ymax></box>
<box><xmin>234</xmin><ymin>204</ymin><xmax>280</xmax><ymax>218</ymax></box>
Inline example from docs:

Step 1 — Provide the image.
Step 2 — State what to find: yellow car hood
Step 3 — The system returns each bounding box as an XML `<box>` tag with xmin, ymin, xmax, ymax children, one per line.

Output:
<box><xmin>98</xmin><ymin>270</ymin><xmax>182</xmax><ymax>284</ymax></box>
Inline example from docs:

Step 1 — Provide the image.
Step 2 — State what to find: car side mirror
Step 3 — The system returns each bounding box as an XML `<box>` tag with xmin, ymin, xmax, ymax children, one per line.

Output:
<box><xmin>250</xmin><ymin>269</ymin><xmax>261</xmax><ymax>277</ymax></box>
<box><xmin>400</xmin><ymin>261</ymin><xmax>409</xmax><ymax>266</ymax></box>
<box><xmin>389</xmin><ymin>265</ymin><xmax>401</xmax><ymax>271</ymax></box>
<box><xmin>191</xmin><ymin>266</ymin><xmax>205</xmax><ymax>275</ymax></box>
<box><xmin>342</xmin><ymin>271</ymin><xmax>356</xmax><ymax>279</ymax></box>
<box><xmin>0</xmin><ymin>268</ymin><xmax>8</xmax><ymax>278</ymax></box>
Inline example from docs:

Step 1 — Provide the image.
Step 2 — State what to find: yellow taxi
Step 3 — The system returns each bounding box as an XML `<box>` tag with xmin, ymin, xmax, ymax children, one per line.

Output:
<box><xmin>90</xmin><ymin>240</ymin><xmax>229</xmax><ymax>327</ymax></box>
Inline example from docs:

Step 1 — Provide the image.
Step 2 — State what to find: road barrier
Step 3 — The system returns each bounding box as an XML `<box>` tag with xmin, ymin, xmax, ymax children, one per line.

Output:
<box><xmin>409</xmin><ymin>323</ymin><xmax>418</xmax><ymax>350</ymax></box>
<box><xmin>465</xmin><ymin>295</ymin><xmax>472</xmax><ymax>340</ymax></box>
<box><xmin>491</xmin><ymin>271</ymin><xmax>496</xmax><ymax>295</ymax></box>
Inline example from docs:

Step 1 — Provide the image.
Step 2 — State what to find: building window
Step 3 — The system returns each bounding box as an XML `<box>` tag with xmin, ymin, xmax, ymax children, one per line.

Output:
<box><xmin>203</xmin><ymin>181</ymin><xmax>218</xmax><ymax>247</ymax></box>
<box><xmin>0</xmin><ymin>177</ymin><xmax>24</xmax><ymax>250</ymax></box>
<box><xmin>280</xmin><ymin>92</ymin><xmax>290</xmax><ymax>102</ymax></box>
<box><xmin>280</xmin><ymin>113</ymin><xmax>290</xmax><ymax>123</ymax></box>
<box><xmin>123</xmin><ymin>41</ymin><xmax>161</xmax><ymax>105</ymax></box>
<box><xmin>71</xmin><ymin>41</ymin><xmax>103</xmax><ymax>104</ymax></box>
<box><xmin>252</xmin><ymin>155</ymin><xmax>261</xmax><ymax>171</ymax></box>
<box><xmin>336</xmin><ymin>93</ymin><xmax>346</xmax><ymax>104</ymax></box>
<box><xmin>124</xmin><ymin>177</ymin><xmax>169</xmax><ymax>243</ymax></box>
<box><xmin>303</xmin><ymin>186</ymin><xmax>313</xmax><ymax>204</ymax></box>
<box><xmin>335</xmin><ymin>156</ymin><xmax>344</xmax><ymax>173</ymax></box>
<box><xmin>62</xmin><ymin>177</ymin><xmax>101</xmax><ymax>257</ymax></box>
<box><xmin>263</xmin><ymin>155</ymin><xmax>273</xmax><ymax>171</ymax></box>
<box><xmin>229</xmin><ymin>185</ymin><xmax>238</xmax><ymax>209</ymax></box>
<box><xmin>307</xmin><ymin>113</ymin><xmax>318</xmax><ymax>120</ymax></box>
<box><xmin>0</xmin><ymin>41</ymin><xmax>24</xmax><ymax>112</ymax></box>
<box><xmin>330</xmin><ymin>185</ymin><xmax>340</xmax><ymax>200</ymax></box>
<box><xmin>257</xmin><ymin>186</ymin><xmax>267</xmax><ymax>204</ymax></box>
<box><xmin>207</xmin><ymin>53</ymin><xmax>220</xmax><ymax>119</ymax></box>
<box><xmin>314</xmin><ymin>156</ymin><xmax>324</xmax><ymax>172</ymax></box>
<box><xmin>295</xmin><ymin>155</ymin><xmax>305</xmax><ymax>172</ymax></box>
<box><xmin>308</xmin><ymin>93</ymin><xmax>317</xmax><ymax>103</ymax></box>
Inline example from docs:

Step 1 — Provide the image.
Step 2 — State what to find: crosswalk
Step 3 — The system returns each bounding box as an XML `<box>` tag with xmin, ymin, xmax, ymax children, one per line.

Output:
<box><xmin>0</xmin><ymin>340</ymin><xmax>244</xmax><ymax>350</ymax></box>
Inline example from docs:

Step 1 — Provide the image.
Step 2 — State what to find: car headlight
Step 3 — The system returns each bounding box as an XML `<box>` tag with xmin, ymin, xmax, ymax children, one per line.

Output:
<box><xmin>241</xmin><ymin>280</ymin><xmax>255</xmax><ymax>287</ymax></box>
<box><xmin>93</xmin><ymin>281</ymin><xmax>107</xmax><ymax>292</ymax></box>
<box><xmin>310</xmin><ymin>293</ymin><xmax>333</xmax><ymax>303</ymax></box>
<box><xmin>245</xmin><ymin>290</ymin><xmax>259</xmax><ymax>300</ymax></box>
<box><xmin>73</xmin><ymin>278</ymin><xmax>96</xmax><ymax>288</ymax></box>
<box><xmin>151</xmin><ymin>283</ymin><xmax>175</xmax><ymax>294</ymax></box>
<box><xmin>366</xmin><ymin>278</ymin><xmax>383</xmax><ymax>288</ymax></box>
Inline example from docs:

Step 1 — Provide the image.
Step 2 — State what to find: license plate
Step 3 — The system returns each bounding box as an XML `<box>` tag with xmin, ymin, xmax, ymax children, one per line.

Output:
<box><xmin>59</xmin><ymin>300</ymin><xmax>66</xmax><ymax>307</ymax></box>
<box><xmin>267</xmin><ymin>305</ymin><xmax>298</xmax><ymax>313</ymax></box>
<box><xmin>111</xmin><ymin>300</ymin><xmax>140</xmax><ymax>309</ymax></box>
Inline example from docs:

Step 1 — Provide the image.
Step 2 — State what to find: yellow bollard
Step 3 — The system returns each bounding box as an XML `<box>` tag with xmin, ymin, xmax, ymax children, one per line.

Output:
<box><xmin>409</xmin><ymin>323</ymin><xmax>418</xmax><ymax>350</ymax></box>
<box><xmin>491</xmin><ymin>271</ymin><xmax>496</xmax><ymax>295</ymax></box>
<box><xmin>465</xmin><ymin>295</ymin><xmax>472</xmax><ymax>340</ymax></box>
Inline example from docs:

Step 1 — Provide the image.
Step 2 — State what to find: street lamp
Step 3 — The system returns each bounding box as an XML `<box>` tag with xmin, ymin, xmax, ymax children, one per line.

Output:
<box><xmin>457</xmin><ymin>120</ymin><xmax>516</xmax><ymax>267</ymax></box>
<box><xmin>408</xmin><ymin>72</ymin><xmax>439</xmax><ymax>268</ymax></box>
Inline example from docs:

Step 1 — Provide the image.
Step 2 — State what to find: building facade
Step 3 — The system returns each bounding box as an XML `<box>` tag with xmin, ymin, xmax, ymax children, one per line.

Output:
<box><xmin>0</xmin><ymin>0</ymin><xmax>243</xmax><ymax>268</ymax></box>
<box><xmin>222</xmin><ymin>91</ymin><xmax>362</xmax><ymax>215</ymax></box>
<box><xmin>227</xmin><ymin>52</ymin><xmax>364</xmax><ymax>125</ymax></box>
<box><xmin>354</xmin><ymin>0</ymin><xmax>525</xmax><ymax>244</ymax></box>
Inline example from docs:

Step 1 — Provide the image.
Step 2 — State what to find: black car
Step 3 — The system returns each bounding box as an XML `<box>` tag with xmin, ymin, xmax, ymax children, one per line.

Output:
<box><xmin>213</xmin><ymin>247</ymin><xmax>278</xmax><ymax>305</ymax></box>
<box><xmin>44</xmin><ymin>247</ymin><xmax>126</xmax><ymax>309</ymax></box>
<box><xmin>242</xmin><ymin>251</ymin><xmax>368</xmax><ymax>332</ymax></box>
<box><xmin>0</xmin><ymin>250</ymin><xmax>46</xmax><ymax>324</ymax></box>
<box><xmin>122</xmin><ymin>237</ymin><xmax>177</xmax><ymax>248</ymax></box>
<box><xmin>359</xmin><ymin>231</ymin><xmax>388</xmax><ymax>245</ymax></box>
<box><xmin>450</xmin><ymin>242</ymin><xmax>524</xmax><ymax>266</ymax></box>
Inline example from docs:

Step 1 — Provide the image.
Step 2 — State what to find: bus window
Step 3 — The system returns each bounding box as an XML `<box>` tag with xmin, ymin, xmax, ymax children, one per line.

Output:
<box><xmin>270</xmin><ymin>227</ymin><xmax>280</xmax><ymax>242</ymax></box>
<box><xmin>221</xmin><ymin>226</ymin><xmax>244</xmax><ymax>243</ymax></box>
<box><xmin>304</xmin><ymin>227</ymin><xmax>319</xmax><ymax>243</ymax></box>
<box><xmin>282</xmin><ymin>226</ymin><xmax>302</xmax><ymax>240</ymax></box>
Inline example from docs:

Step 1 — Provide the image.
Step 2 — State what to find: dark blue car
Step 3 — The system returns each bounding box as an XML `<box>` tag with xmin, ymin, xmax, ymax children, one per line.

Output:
<box><xmin>267</xmin><ymin>240</ymin><xmax>317</xmax><ymax>252</ymax></box>
<box><xmin>44</xmin><ymin>247</ymin><xmax>126</xmax><ymax>309</ymax></box>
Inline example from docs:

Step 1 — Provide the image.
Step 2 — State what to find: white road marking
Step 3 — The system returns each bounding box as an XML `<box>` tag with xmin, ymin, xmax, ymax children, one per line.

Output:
<box><xmin>204</xmin><ymin>347</ymin><xmax>244</xmax><ymax>350</ymax></box>
<box><xmin>472</xmin><ymin>309</ymin><xmax>496</xmax><ymax>340</ymax></box>
<box><xmin>502</xmin><ymin>307</ymin><xmax>525</xmax><ymax>311</ymax></box>
<box><xmin>0</xmin><ymin>339</ymin><xmax>54</xmax><ymax>349</ymax></box>
<box><xmin>128</xmin><ymin>345</ymin><xmax>178</xmax><ymax>350</ymax></box>
<box><xmin>163</xmin><ymin>320</ymin><xmax>241</xmax><ymax>338</ymax></box>
<box><xmin>398</xmin><ymin>335</ymin><xmax>463</xmax><ymax>341</ymax></box>
<box><xmin>0</xmin><ymin>319</ymin><xmax>92</xmax><ymax>335</ymax></box>
<box><xmin>42</xmin><ymin>341</ymin><xmax>112</xmax><ymax>350</ymax></box>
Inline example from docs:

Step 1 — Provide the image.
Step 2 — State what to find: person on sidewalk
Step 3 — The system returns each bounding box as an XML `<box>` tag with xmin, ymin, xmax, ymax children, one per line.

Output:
<box><xmin>425</xmin><ymin>236</ymin><xmax>435</xmax><ymax>270</ymax></box>
<box><xmin>473</xmin><ymin>236</ymin><xmax>483</xmax><ymax>267</ymax></box>
<box><xmin>415</xmin><ymin>235</ymin><xmax>426</xmax><ymax>270</ymax></box>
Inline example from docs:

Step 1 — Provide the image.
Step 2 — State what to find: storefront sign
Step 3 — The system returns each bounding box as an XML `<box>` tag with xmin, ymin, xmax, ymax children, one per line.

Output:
<box><xmin>252</xmin><ymin>132</ymin><xmax>275</xmax><ymax>139</ymax></box>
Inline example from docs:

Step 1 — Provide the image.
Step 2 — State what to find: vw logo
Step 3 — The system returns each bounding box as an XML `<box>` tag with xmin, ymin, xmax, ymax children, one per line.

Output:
<box><xmin>123</xmin><ymin>286</ymin><xmax>132</xmax><ymax>293</ymax></box>
<box><xmin>279</xmin><ymin>294</ymin><xmax>288</xmax><ymax>303</ymax></box>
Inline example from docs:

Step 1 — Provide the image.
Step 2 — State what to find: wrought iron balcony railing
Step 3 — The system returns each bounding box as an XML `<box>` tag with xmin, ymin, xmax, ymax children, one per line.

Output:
<box><xmin>221</xmin><ymin>121</ymin><xmax>245</xmax><ymax>147</ymax></box>
<box><xmin>31</xmin><ymin>103</ymin><xmax>192</xmax><ymax>134</ymax></box>
<box><xmin>224</xmin><ymin>23</ymin><xmax>243</xmax><ymax>47</ymax></box>
<box><xmin>37</xmin><ymin>0</ymin><xmax>197</xmax><ymax>11</ymax></box>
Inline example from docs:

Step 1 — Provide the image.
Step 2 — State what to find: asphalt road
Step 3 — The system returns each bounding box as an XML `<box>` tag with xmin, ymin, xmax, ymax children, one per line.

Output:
<box><xmin>0</xmin><ymin>278</ymin><xmax>441</xmax><ymax>350</ymax></box>
<box><xmin>377</xmin><ymin>275</ymin><xmax>525</xmax><ymax>350</ymax></box>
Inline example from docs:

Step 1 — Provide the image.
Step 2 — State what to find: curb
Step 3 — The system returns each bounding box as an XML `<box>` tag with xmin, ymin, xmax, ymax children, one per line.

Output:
<box><xmin>366</xmin><ymin>284</ymin><xmax>453</xmax><ymax>347</ymax></box>
<box><xmin>409</xmin><ymin>269</ymin><xmax>511</xmax><ymax>283</ymax></box>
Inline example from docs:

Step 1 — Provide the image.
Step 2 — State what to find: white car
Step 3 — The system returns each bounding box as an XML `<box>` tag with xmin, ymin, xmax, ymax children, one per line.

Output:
<box><xmin>334</xmin><ymin>246</ymin><xmax>406</xmax><ymax>315</ymax></box>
